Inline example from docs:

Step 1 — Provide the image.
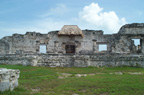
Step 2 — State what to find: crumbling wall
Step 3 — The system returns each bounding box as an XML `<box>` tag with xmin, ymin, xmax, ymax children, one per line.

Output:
<box><xmin>0</xmin><ymin>32</ymin><xmax>49</xmax><ymax>54</ymax></box>
<box><xmin>11</xmin><ymin>32</ymin><xmax>49</xmax><ymax>54</ymax></box>
<box><xmin>0</xmin><ymin>68</ymin><xmax>20</xmax><ymax>92</ymax></box>
<box><xmin>0</xmin><ymin>23</ymin><xmax>144</xmax><ymax>55</ymax></box>
<box><xmin>118</xmin><ymin>23</ymin><xmax>144</xmax><ymax>35</ymax></box>
<box><xmin>116</xmin><ymin>23</ymin><xmax>144</xmax><ymax>54</ymax></box>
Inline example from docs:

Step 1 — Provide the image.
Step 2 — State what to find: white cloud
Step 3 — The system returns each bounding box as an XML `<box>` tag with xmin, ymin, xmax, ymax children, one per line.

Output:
<box><xmin>79</xmin><ymin>3</ymin><xmax>127</xmax><ymax>34</ymax></box>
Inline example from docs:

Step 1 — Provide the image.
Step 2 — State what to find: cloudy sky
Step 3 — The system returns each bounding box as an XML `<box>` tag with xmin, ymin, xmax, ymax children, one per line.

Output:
<box><xmin>0</xmin><ymin>0</ymin><xmax>144</xmax><ymax>38</ymax></box>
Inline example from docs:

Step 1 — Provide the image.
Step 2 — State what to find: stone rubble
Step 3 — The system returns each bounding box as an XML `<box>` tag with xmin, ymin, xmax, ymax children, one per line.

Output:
<box><xmin>0</xmin><ymin>68</ymin><xmax>20</xmax><ymax>92</ymax></box>
<box><xmin>128</xmin><ymin>72</ymin><xmax>143</xmax><ymax>75</ymax></box>
<box><xmin>58</xmin><ymin>71</ymin><xmax>143</xmax><ymax>79</ymax></box>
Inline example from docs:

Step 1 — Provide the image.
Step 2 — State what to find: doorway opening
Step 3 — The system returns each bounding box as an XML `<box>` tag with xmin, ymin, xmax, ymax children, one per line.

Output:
<box><xmin>65</xmin><ymin>45</ymin><xmax>75</xmax><ymax>54</ymax></box>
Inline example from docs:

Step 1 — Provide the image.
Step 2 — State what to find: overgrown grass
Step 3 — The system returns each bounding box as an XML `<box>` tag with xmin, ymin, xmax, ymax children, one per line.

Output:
<box><xmin>0</xmin><ymin>65</ymin><xmax>144</xmax><ymax>95</ymax></box>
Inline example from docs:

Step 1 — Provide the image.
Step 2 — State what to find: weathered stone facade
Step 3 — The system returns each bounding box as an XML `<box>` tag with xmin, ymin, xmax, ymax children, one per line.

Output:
<box><xmin>0</xmin><ymin>23</ymin><xmax>144</xmax><ymax>67</ymax></box>
<box><xmin>0</xmin><ymin>54</ymin><xmax>144</xmax><ymax>67</ymax></box>
<box><xmin>0</xmin><ymin>68</ymin><xmax>20</xmax><ymax>92</ymax></box>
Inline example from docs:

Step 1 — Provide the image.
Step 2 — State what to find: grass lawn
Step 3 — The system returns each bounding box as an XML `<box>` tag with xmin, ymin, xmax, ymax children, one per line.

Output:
<box><xmin>0</xmin><ymin>65</ymin><xmax>144</xmax><ymax>95</ymax></box>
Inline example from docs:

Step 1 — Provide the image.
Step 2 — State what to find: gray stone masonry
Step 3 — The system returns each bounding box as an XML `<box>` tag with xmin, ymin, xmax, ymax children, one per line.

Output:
<box><xmin>0</xmin><ymin>54</ymin><xmax>144</xmax><ymax>67</ymax></box>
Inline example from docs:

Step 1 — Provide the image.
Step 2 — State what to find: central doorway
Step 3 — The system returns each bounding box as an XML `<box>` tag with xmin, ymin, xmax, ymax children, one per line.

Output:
<box><xmin>65</xmin><ymin>45</ymin><xmax>75</xmax><ymax>53</ymax></box>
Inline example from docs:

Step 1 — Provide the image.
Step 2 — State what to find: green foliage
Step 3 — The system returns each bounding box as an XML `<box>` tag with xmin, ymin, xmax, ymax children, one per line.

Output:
<box><xmin>0</xmin><ymin>65</ymin><xmax>144</xmax><ymax>95</ymax></box>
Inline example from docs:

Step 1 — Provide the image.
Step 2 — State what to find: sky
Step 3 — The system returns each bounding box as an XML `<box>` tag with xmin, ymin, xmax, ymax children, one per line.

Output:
<box><xmin>0</xmin><ymin>0</ymin><xmax>144</xmax><ymax>39</ymax></box>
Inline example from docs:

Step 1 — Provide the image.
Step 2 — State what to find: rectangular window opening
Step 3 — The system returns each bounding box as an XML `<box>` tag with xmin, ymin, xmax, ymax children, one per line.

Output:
<box><xmin>131</xmin><ymin>39</ymin><xmax>141</xmax><ymax>53</ymax></box>
<box><xmin>40</xmin><ymin>45</ymin><xmax>46</xmax><ymax>53</ymax></box>
<box><xmin>99</xmin><ymin>44</ymin><xmax>107</xmax><ymax>52</ymax></box>
<box><xmin>132</xmin><ymin>39</ymin><xmax>140</xmax><ymax>46</ymax></box>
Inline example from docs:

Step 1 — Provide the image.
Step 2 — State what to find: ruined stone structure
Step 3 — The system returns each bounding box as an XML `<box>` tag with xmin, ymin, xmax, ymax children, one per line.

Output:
<box><xmin>0</xmin><ymin>68</ymin><xmax>20</xmax><ymax>92</ymax></box>
<box><xmin>0</xmin><ymin>23</ymin><xmax>144</xmax><ymax>67</ymax></box>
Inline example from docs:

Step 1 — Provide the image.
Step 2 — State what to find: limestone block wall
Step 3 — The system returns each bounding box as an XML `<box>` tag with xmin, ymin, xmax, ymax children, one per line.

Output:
<box><xmin>0</xmin><ymin>68</ymin><xmax>20</xmax><ymax>92</ymax></box>
<box><xmin>0</xmin><ymin>54</ymin><xmax>144</xmax><ymax>67</ymax></box>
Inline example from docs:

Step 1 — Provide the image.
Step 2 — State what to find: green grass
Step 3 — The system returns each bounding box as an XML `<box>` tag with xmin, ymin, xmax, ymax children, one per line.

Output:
<box><xmin>0</xmin><ymin>65</ymin><xmax>144</xmax><ymax>95</ymax></box>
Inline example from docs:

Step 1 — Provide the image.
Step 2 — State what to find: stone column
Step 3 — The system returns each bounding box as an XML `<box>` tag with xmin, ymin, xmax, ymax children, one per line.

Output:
<box><xmin>54</xmin><ymin>41</ymin><xmax>59</xmax><ymax>54</ymax></box>
<box><xmin>46</xmin><ymin>44</ymin><xmax>49</xmax><ymax>53</ymax></box>
<box><xmin>141</xmin><ymin>39</ymin><xmax>144</xmax><ymax>53</ymax></box>
<box><xmin>93</xmin><ymin>40</ymin><xmax>97</xmax><ymax>53</ymax></box>
<box><xmin>75</xmin><ymin>41</ymin><xmax>79</xmax><ymax>54</ymax></box>
<box><xmin>36</xmin><ymin>41</ymin><xmax>40</xmax><ymax>53</ymax></box>
<box><xmin>61</xmin><ymin>43</ymin><xmax>66</xmax><ymax>54</ymax></box>
<box><xmin>107</xmin><ymin>44</ymin><xmax>110</xmax><ymax>53</ymax></box>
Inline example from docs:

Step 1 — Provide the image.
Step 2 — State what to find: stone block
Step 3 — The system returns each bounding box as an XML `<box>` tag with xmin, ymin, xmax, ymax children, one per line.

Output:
<box><xmin>0</xmin><ymin>68</ymin><xmax>20</xmax><ymax>92</ymax></box>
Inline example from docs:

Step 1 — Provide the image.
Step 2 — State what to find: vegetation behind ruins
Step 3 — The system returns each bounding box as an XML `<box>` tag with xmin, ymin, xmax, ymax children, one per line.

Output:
<box><xmin>0</xmin><ymin>65</ymin><xmax>144</xmax><ymax>95</ymax></box>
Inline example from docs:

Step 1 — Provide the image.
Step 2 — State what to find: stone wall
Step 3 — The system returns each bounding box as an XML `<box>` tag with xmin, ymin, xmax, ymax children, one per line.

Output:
<box><xmin>0</xmin><ymin>23</ymin><xmax>144</xmax><ymax>68</ymax></box>
<box><xmin>0</xmin><ymin>68</ymin><xmax>20</xmax><ymax>92</ymax></box>
<box><xmin>0</xmin><ymin>54</ymin><xmax>144</xmax><ymax>67</ymax></box>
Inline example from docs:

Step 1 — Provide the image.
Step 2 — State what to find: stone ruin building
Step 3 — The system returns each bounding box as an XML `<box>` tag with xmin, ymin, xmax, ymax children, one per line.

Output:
<box><xmin>0</xmin><ymin>23</ymin><xmax>144</xmax><ymax>67</ymax></box>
